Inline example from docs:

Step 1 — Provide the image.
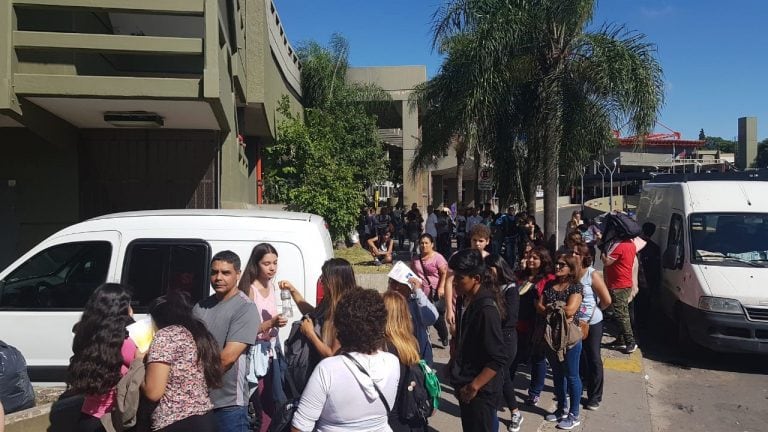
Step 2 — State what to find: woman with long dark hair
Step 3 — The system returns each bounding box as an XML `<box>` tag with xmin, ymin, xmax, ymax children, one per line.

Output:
<box><xmin>279</xmin><ymin>258</ymin><xmax>358</xmax><ymax>358</ymax></box>
<box><xmin>143</xmin><ymin>292</ymin><xmax>222</xmax><ymax>431</ymax></box>
<box><xmin>411</xmin><ymin>233</ymin><xmax>449</xmax><ymax>347</ymax></box>
<box><xmin>485</xmin><ymin>254</ymin><xmax>523</xmax><ymax>432</ymax></box>
<box><xmin>514</xmin><ymin>246</ymin><xmax>554</xmax><ymax>407</ymax></box>
<box><xmin>67</xmin><ymin>283</ymin><xmax>137</xmax><ymax>432</ymax></box>
<box><xmin>535</xmin><ymin>254</ymin><xmax>584</xmax><ymax>430</ymax></box>
<box><xmin>448</xmin><ymin>249</ymin><xmax>508</xmax><ymax>432</ymax></box>
<box><xmin>239</xmin><ymin>243</ymin><xmax>289</xmax><ymax>432</ymax></box>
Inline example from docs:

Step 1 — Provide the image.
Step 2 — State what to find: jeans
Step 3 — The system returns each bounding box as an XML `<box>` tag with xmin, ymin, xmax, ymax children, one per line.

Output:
<box><xmin>528</xmin><ymin>352</ymin><xmax>547</xmax><ymax>397</ymax></box>
<box><xmin>501</xmin><ymin>332</ymin><xmax>519</xmax><ymax>411</ymax></box>
<box><xmin>214</xmin><ymin>405</ymin><xmax>250</xmax><ymax>432</ymax></box>
<box><xmin>458</xmin><ymin>396</ymin><xmax>499</xmax><ymax>432</ymax></box>
<box><xmin>548</xmin><ymin>341</ymin><xmax>583</xmax><ymax>418</ymax></box>
<box><xmin>433</xmin><ymin>297</ymin><xmax>449</xmax><ymax>342</ymax></box>
<box><xmin>580</xmin><ymin>321</ymin><xmax>604</xmax><ymax>404</ymax></box>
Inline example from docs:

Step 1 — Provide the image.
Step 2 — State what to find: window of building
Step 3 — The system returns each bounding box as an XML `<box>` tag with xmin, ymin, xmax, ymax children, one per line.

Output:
<box><xmin>122</xmin><ymin>240</ymin><xmax>210</xmax><ymax>311</ymax></box>
<box><xmin>0</xmin><ymin>242</ymin><xmax>112</xmax><ymax>309</ymax></box>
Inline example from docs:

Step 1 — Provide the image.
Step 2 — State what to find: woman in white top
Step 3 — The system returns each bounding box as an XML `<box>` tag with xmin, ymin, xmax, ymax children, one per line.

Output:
<box><xmin>572</xmin><ymin>242</ymin><xmax>612</xmax><ymax>411</ymax></box>
<box><xmin>292</xmin><ymin>289</ymin><xmax>400</xmax><ymax>432</ymax></box>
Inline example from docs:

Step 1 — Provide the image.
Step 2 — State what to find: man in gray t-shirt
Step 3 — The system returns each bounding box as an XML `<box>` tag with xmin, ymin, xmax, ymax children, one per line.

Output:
<box><xmin>194</xmin><ymin>251</ymin><xmax>259</xmax><ymax>432</ymax></box>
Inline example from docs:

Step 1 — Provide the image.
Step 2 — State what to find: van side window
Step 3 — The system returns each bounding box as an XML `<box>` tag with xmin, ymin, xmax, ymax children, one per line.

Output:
<box><xmin>663</xmin><ymin>214</ymin><xmax>685</xmax><ymax>269</ymax></box>
<box><xmin>122</xmin><ymin>240</ymin><xmax>210</xmax><ymax>311</ymax></box>
<box><xmin>0</xmin><ymin>242</ymin><xmax>112</xmax><ymax>309</ymax></box>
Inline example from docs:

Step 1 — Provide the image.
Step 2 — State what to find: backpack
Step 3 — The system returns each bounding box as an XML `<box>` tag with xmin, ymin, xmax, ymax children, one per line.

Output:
<box><xmin>599</xmin><ymin>212</ymin><xmax>641</xmax><ymax>250</ymax></box>
<box><xmin>0</xmin><ymin>340</ymin><xmax>35</xmax><ymax>414</ymax></box>
<box><xmin>395</xmin><ymin>360</ymin><xmax>440</xmax><ymax>424</ymax></box>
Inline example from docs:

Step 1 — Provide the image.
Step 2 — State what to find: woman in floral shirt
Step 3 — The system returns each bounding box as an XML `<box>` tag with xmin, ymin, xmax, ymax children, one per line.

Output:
<box><xmin>143</xmin><ymin>293</ymin><xmax>223</xmax><ymax>431</ymax></box>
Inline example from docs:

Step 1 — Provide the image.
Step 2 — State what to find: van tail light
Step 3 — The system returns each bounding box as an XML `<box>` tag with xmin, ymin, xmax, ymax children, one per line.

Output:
<box><xmin>316</xmin><ymin>277</ymin><xmax>324</xmax><ymax>304</ymax></box>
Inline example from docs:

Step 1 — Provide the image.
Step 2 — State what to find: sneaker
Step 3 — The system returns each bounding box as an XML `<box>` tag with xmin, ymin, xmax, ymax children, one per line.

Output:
<box><xmin>525</xmin><ymin>393</ymin><xmax>540</xmax><ymax>406</ymax></box>
<box><xmin>625</xmin><ymin>343</ymin><xmax>638</xmax><ymax>354</ymax></box>
<box><xmin>545</xmin><ymin>411</ymin><xmax>567</xmax><ymax>422</ymax></box>
<box><xmin>585</xmin><ymin>401</ymin><xmax>600</xmax><ymax>411</ymax></box>
<box><xmin>556</xmin><ymin>414</ymin><xmax>581</xmax><ymax>430</ymax></box>
<box><xmin>508</xmin><ymin>411</ymin><xmax>523</xmax><ymax>432</ymax></box>
<box><xmin>605</xmin><ymin>340</ymin><xmax>626</xmax><ymax>350</ymax></box>
<box><xmin>373</xmin><ymin>258</ymin><xmax>382</xmax><ymax>266</ymax></box>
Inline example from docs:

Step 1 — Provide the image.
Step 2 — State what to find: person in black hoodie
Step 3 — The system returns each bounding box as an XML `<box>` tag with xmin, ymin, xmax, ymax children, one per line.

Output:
<box><xmin>449</xmin><ymin>249</ymin><xmax>508</xmax><ymax>432</ymax></box>
<box><xmin>485</xmin><ymin>254</ymin><xmax>522</xmax><ymax>432</ymax></box>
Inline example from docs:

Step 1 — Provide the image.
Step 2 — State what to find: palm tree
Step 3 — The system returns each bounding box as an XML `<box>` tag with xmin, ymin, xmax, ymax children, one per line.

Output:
<box><xmin>431</xmin><ymin>0</ymin><xmax>665</xmax><ymax>243</ymax></box>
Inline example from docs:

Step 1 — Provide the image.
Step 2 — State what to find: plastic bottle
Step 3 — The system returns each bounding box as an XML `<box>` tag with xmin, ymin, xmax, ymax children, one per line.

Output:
<box><xmin>280</xmin><ymin>289</ymin><xmax>293</xmax><ymax>318</ymax></box>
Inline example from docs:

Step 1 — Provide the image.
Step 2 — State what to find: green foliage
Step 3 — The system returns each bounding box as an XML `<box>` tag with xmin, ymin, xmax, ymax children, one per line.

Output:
<box><xmin>265</xmin><ymin>97</ymin><xmax>364</xmax><ymax>240</ymax></box>
<box><xmin>704</xmin><ymin>135</ymin><xmax>736</xmax><ymax>153</ymax></box>
<box><xmin>416</xmin><ymin>0</ymin><xmax>665</xmax><ymax>227</ymax></box>
<box><xmin>754</xmin><ymin>139</ymin><xmax>768</xmax><ymax>168</ymax></box>
<box><xmin>264</xmin><ymin>35</ymin><xmax>389</xmax><ymax>241</ymax></box>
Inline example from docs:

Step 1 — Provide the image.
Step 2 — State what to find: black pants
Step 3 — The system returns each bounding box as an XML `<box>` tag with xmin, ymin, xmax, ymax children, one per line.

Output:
<box><xmin>580</xmin><ymin>320</ymin><xmax>604</xmax><ymax>404</ymax></box>
<box><xmin>501</xmin><ymin>332</ymin><xmax>519</xmax><ymax>412</ymax></box>
<box><xmin>157</xmin><ymin>412</ymin><xmax>218</xmax><ymax>432</ymax></box>
<box><xmin>77</xmin><ymin>414</ymin><xmax>106</xmax><ymax>432</ymax></box>
<box><xmin>458</xmin><ymin>396</ymin><xmax>498</xmax><ymax>432</ymax></box>
<box><xmin>433</xmin><ymin>298</ymin><xmax>449</xmax><ymax>342</ymax></box>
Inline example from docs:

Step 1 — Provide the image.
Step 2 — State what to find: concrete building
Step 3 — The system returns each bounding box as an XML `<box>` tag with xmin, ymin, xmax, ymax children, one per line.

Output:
<box><xmin>346</xmin><ymin>66</ymin><xmax>430</xmax><ymax>209</ymax></box>
<box><xmin>0</xmin><ymin>0</ymin><xmax>302</xmax><ymax>266</ymax></box>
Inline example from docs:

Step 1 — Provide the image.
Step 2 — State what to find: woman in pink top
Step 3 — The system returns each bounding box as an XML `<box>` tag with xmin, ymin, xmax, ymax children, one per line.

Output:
<box><xmin>239</xmin><ymin>243</ymin><xmax>289</xmax><ymax>432</ymax></box>
<box><xmin>67</xmin><ymin>283</ymin><xmax>137</xmax><ymax>432</ymax></box>
<box><xmin>411</xmin><ymin>233</ymin><xmax>450</xmax><ymax>347</ymax></box>
<box><xmin>143</xmin><ymin>292</ymin><xmax>222</xmax><ymax>431</ymax></box>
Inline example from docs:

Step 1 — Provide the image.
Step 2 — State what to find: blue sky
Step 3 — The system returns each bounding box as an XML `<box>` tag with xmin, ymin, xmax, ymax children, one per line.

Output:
<box><xmin>276</xmin><ymin>0</ymin><xmax>767</xmax><ymax>141</ymax></box>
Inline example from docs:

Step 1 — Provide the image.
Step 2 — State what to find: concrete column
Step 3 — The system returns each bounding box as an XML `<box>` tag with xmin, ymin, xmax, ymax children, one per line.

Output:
<box><xmin>737</xmin><ymin>117</ymin><xmax>757</xmax><ymax>169</ymax></box>
<box><xmin>401</xmin><ymin>99</ymin><xmax>426</xmax><ymax>208</ymax></box>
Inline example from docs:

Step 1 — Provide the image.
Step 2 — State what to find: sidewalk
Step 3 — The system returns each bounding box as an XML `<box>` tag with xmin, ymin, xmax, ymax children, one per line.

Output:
<box><xmin>426</xmin><ymin>333</ymin><xmax>652</xmax><ymax>432</ymax></box>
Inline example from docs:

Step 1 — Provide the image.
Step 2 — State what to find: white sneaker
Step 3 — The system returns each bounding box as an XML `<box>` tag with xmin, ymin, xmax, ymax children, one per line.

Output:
<box><xmin>508</xmin><ymin>411</ymin><xmax>523</xmax><ymax>432</ymax></box>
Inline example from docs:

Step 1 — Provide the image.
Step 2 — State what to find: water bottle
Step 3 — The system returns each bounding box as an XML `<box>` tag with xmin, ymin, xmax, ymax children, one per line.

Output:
<box><xmin>280</xmin><ymin>289</ymin><xmax>293</xmax><ymax>318</ymax></box>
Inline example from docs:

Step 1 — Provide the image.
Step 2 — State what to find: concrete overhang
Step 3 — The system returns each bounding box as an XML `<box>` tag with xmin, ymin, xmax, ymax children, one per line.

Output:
<box><xmin>347</xmin><ymin>66</ymin><xmax>427</xmax><ymax>100</ymax></box>
<box><xmin>24</xmin><ymin>97</ymin><xmax>219</xmax><ymax>130</ymax></box>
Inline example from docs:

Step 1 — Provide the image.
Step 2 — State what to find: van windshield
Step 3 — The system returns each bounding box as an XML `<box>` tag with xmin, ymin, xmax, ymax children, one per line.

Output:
<box><xmin>690</xmin><ymin>213</ymin><xmax>768</xmax><ymax>267</ymax></box>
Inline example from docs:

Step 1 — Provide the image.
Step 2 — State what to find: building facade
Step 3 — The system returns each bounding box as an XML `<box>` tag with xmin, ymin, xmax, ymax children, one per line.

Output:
<box><xmin>0</xmin><ymin>0</ymin><xmax>302</xmax><ymax>266</ymax></box>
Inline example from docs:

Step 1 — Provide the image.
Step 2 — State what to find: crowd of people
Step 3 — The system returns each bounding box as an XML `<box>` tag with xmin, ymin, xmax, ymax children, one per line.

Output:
<box><xmin>49</xmin><ymin>202</ymin><xmax>649</xmax><ymax>432</ymax></box>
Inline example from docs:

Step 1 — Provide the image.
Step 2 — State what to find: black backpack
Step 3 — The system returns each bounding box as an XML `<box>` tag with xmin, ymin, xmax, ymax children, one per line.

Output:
<box><xmin>599</xmin><ymin>212</ymin><xmax>641</xmax><ymax>250</ymax></box>
<box><xmin>393</xmin><ymin>360</ymin><xmax>440</xmax><ymax>426</ymax></box>
<box><xmin>0</xmin><ymin>340</ymin><xmax>35</xmax><ymax>414</ymax></box>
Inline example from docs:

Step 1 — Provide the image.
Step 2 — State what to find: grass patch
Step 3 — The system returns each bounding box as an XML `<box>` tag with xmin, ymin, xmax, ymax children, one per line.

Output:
<box><xmin>334</xmin><ymin>244</ymin><xmax>394</xmax><ymax>274</ymax></box>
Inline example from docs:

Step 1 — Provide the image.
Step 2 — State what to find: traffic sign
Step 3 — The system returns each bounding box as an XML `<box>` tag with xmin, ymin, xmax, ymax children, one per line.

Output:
<box><xmin>478</xmin><ymin>167</ymin><xmax>493</xmax><ymax>190</ymax></box>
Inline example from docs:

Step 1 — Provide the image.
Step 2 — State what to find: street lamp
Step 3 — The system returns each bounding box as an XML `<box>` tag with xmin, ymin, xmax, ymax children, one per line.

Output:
<box><xmin>603</xmin><ymin>157</ymin><xmax>619</xmax><ymax>212</ymax></box>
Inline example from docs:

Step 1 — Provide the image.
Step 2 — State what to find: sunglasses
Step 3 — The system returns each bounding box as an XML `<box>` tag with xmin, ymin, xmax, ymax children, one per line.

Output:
<box><xmin>555</xmin><ymin>262</ymin><xmax>568</xmax><ymax>269</ymax></box>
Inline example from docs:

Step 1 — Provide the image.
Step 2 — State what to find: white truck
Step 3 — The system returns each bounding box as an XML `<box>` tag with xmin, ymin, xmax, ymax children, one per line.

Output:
<box><xmin>636</xmin><ymin>170</ymin><xmax>768</xmax><ymax>354</ymax></box>
<box><xmin>0</xmin><ymin>209</ymin><xmax>334</xmax><ymax>379</ymax></box>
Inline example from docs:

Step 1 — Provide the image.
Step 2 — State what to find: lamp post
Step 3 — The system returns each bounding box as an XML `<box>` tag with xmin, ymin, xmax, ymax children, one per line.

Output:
<box><xmin>603</xmin><ymin>157</ymin><xmax>619</xmax><ymax>212</ymax></box>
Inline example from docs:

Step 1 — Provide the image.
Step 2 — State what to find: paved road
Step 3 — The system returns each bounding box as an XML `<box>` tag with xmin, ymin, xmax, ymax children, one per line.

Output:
<box><xmin>638</xmin><ymin>318</ymin><xmax>768</xmax><ymax>432</ymax></box>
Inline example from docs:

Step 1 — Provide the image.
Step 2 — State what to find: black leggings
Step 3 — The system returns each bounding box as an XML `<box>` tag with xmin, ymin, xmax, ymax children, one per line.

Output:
<box><xmin>433</xmin><ymin>298</ymin><xmax>449</xmax><ymax>342</ymax></box>
<box><xmin>77</xmin><ymin>414</ymin><xmax>106</xmax><ymax>432</ymax></box>
<box><xmin>157</xmin><ymin>412</ymin><xmax>218</xmax><ymax>432</ymax></box>
<box><xmin>580</xmin><ymin>320</ymin><xmax>604</xmax><ymax>404</ymax></box>
<box><xmin>501</xmin><ymin>332</ymin><xmax>519</xmax><ymax>411</ymax></box>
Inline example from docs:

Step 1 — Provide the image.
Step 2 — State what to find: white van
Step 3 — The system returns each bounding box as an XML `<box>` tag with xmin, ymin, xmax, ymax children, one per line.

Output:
<box><xmin>0</xmin><ymin>209</ymin><xmax>333</xmax><ymax>379</ymax></box>
<box><xmin>636</xmin><ymin>171</ymin><xmax>768</xmax><ymax>354</ymax></box>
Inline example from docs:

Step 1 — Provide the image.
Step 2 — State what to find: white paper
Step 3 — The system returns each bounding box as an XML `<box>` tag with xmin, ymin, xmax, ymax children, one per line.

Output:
<box><xmin>126</xmin><ymin>317</ymin><xmax>155</xmax><ymax>352</ymax></box>
<box><xmin>387</xmin><ymin>261</ymin><xmax>422</xmax><ymax>287</ymax></box>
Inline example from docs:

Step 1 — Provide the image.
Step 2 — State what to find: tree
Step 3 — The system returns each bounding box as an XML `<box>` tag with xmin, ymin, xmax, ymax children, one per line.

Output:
<box><xmin>698</xmin><ymin>128</ymin><xmax>706</xmax><ymax>141</ymax></box>
<box><xmin>754</xmin><ymin>138</ymin><xmax>768</xmax><ymax>168</ymax></box>
<box><xmin>705</xmin><ymin>136</ymin><xmax>736</xmax><ymax>153</ymax></box>
<box><xmin>428</xmin><ymin>0</ymin><xmax>665</xmax><ymax>242</ymax></box>
<box><xmin>264</xmin><ymin>35</ymin><xmax>390</xmax><ymax>240</ymax></box>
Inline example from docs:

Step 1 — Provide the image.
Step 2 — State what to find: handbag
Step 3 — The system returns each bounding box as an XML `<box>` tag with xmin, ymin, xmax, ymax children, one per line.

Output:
<box><xmin>418</xmin><ymin>255</ymin><xmax>439</xmax><ymax>302</ymax></box>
